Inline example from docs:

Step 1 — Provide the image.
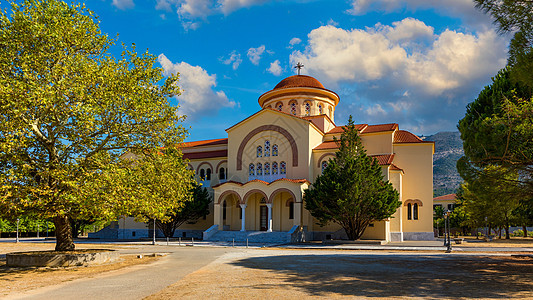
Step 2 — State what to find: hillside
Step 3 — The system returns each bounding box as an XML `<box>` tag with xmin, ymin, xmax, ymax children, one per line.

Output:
<box><xmin>420</xmin><ymin>132</ymin><xmax>463</xmax><ymax>197</ymax></box>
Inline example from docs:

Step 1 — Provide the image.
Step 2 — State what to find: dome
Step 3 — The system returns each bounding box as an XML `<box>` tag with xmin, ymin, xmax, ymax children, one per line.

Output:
<box><xmin>273</xmin><ymin>75</ymin><xmax>325</xmax><ymax>90</ymax></box>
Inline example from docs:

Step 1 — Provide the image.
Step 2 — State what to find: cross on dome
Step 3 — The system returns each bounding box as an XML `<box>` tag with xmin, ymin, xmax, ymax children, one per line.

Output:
<box><xmin>294</xmin><ymin>62</ymin><xmax>304</xmax><ymax>75</ymax></box>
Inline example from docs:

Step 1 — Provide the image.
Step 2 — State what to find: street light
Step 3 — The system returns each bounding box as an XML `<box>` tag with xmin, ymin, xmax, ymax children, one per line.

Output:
<box><xmin>16</xmin><ymin>218</ymin><xmax>20</xmax><ymax>243</ymax></box>
<box><xmin>443</xmin><ymin>210</ymin><xmax>452</xmax><ymax>253</ymax></box>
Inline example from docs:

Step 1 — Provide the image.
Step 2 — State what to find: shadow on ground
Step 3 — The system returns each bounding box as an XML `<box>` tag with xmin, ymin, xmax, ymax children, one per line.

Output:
<box><xmin>231</xmin><ymin>254</ymin><xmax>533</xmax><ymax>298</ymax></box>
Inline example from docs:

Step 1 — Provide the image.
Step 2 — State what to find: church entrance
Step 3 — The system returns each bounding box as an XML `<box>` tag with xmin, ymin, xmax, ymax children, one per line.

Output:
<box><xmin>260</xmin><ymin>206</ymin><xmax>268</xmax><ymax>231</ymax></box>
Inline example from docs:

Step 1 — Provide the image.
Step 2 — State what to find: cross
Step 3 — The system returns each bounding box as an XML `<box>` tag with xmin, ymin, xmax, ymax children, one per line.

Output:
<box><xmin>295</xmin><ymin>62</ymin><xmax>304</xmax><ymax>75</ymax></box>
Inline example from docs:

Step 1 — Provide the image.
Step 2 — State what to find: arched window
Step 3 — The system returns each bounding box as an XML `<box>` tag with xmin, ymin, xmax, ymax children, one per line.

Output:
<box><xmin>264</xmin><ymin>162</ymin><xmax>270</xmax><ymax>175</ymax></box>
<box><xmin>276</xmin><ymin>102</ymin><xmax>283</xmax><ymax>111</ymax></box>
<box><xmin>219</xmin><ymin>167</ymin><xmax>226</xmax><ymax>180</ymax></box>
<box><xmin>257</xmin><ymin>146</ymin><xmax>262</xmax><ymax>157</ymax></box>
<box><xmin>318</xmin><ymin>104</ymin><xmax>323</xmax><ymax>115</ymax></box>
<box><xmin>304</xmin><ymin>102</ymin><xmax>311</xmax><ymax>116</ymax></box>
<box><xmin>413</xmin><ymin>203</ymin><xmax>419</xmax><ymax>220</ymax></box>
<box><xmin>290</xmin><ymin>102</ymin><xmax>297</xmax><ymax>115</ymax></box>
<box><xmin>321</xmin><ymin>161</ymin><xmax>328</xmax><ymax>173</ymax></box>
<box><xmin>206</xmin><ymin>168</ymin><xmax>211</xmax><ymax>180</ymax></box>
<box><xmin>264</xmin><ymin>141</ymin><xmax>270</xmax><ymax>157</ymax></box>
<box><xmin>249</xmin><ymin>163</ymin><xmax>255</xmax><ymax>176</ymax></box>
<box><xmin>328</xmin><ymin>106</ymin><xmax>333</xmax><ymax>118</ymax></box>
<box><xmin>280</xmin><ymin>161</ymin><xmax>286</xmax><ymax>174</ymax></box>
<box><xmin>407</xmin><ymin>203</ymin><xmax>412</xmax><ymax>220</ymax></box>
<box><xmin>257</xmin><ymin>163</ymin><xmax>263</xmax><ymax>176</ymax></box>
<box><xmin>223</xmin><ymin>200</ymin><xmax>227</xmax><ymax>220</ymax></box>
<box><xmin>200</xmin><ymin>169</ymin><xmax>206</xmax><ymax>180</ymax></box>
<box><xmin>272</xmin><ymin>162</ymin><xmax>278</xmax><ymax>175</ymax></box>
<box><xmin>272</xmin><ymin>144</ymin><xmax>278</xmax><ymax>156</ymax></box>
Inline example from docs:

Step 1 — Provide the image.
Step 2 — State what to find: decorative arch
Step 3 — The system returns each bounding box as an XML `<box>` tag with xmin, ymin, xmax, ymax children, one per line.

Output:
<box><xmin>236</xmin><ymin>125</ymin><xmax>299</xmax><ymax>170</ymax></box>
<box><xmin>403</xmin><ymin>199</ymin><xmax>423</xmax><ymax>206</ymax></box>
<box><xmin>269</xmin><ymin>188</ymin><xmax>298</xmax><ymax>203</ymax></box>
<box><xmin>187</xmin><ymin>163</ymin><xmax>194</xmax><ymax>171</ymax></box>
<box><xmin>243</xmin><ymin>189</ymin><xmax>269</xmax><ymax>204</ymax></box>
<box><xmin>316</xmin><ymin>152</ymin><xmax>335</xmax><ymax>168</ymax></box>
<box><xmin>285</xmin><ymin>198</ymin><xmax>295</xmax><ymax>207</ymax></box>
<box><xmin>217</xmin><ymin>190</ymin><xmax>242</xmax><ymax>204</ymax></box>
<box><xmin>196</xmin><ymin>162</ymin><xmax>214</xmax><ymax>174</ymax></box>
<box><xmin>215</xmin><ymin>160</ymin><xmax>227</xmax><ymax>173</ymax></box>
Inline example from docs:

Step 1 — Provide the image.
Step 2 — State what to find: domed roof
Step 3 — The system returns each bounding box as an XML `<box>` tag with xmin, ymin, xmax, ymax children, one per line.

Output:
<box><xmin>273</xmin><ymin>75</ymin><xmax>325</xmax><ymax>90</ymax></box>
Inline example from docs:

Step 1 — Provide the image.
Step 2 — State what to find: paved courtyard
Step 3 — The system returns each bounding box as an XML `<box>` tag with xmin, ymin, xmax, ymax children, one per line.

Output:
<box><xmin>1</xmin><ymin>240</ymin><xmax>532</xmax><ymax>299</ymax></box>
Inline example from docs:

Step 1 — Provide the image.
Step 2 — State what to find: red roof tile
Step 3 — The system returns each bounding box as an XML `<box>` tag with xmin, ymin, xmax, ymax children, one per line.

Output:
<box><xmin>371</xmin><ymin>154</ymin><xmax>395</xmax><ymax>165</ymax></box>
<box><xmin>389</xmin><ymin>164</ymin><xmax>403</xmax><ymax>172</ymax></box>
<box><xmin>326</xmin><ymin>124</ymin><xmax>367</xmax><ymax>134</ymax></box>
<box><xmin>274</xmin><ymin>75</ymin><xmax>325</xmax><ymax>90</ymax></box>
<box><xmin>313</xmin><ymin>140</ymin><xmax>338</xmax><ymax>150</ymax></box>
<box><xmin>433</xmin><ymin>193</ymin><xmax>456</xmax><ymax>201</ymax></box>
<box><xmin>361</xmin><ymin>123</ymin><xmax>398</xmax><ymax>134</ymax></box>
<box><xmin>182</xmin><ymin>150</ymin><xmax>227</xmax><ymax>160</ymax></box>
<box><xmin>181</xmin><ymin>138</ymin><xmax>228</xmax><ymax>148</ymax></box>
<box><xmin>393</xmin><ymin>130</ymin><xmax>434</xmax><ymax>144</ymax></box>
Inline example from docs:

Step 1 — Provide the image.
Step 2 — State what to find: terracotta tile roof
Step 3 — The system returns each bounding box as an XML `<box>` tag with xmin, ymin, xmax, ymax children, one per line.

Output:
<box><xmin>213</xmin><ymin>178</ymin><xmax>310</xmax><ymax>188</ymax></box>
<box><xmin>361</xmin><ymin>123</ymin><xmax>398</xmax><ymax>134</ymax></box>
<box><xmin>326</xmin><ymin>124</ymin><xmax>367</xmax><ymax>134</ymax></box>
<box><xmin>313</xmin><ymin>140</ymin><xmax>338</xmax><ymax>150</ymax></box>
<box><xmin>274</xmin><ymin>75</ymin><xmax>325</xmax><ymax>90</ymax></box>
<box><xmin>181</xmin><ymin>138</ymin><xmax>228</xmax><ymax>148</ymax></box>
<box><xmin>393</xmin><ymin>130</ymin><xmax>426</xmax><ymax>143</ymax></box>
<box><xmin>182</xmin><ymin>150</ymin><xmax>227</xmax><ymax>160</ymax></box>
<box><xmin>433</xmin><ymin>193</ymin><xmax>457</xmax><ymax>201</ymax></box>
<box><xmin>389</xmin><ymin>164</ymin><xmax>403</xmax><ymax>172</ymax></box>
<box><xmin>371</xmin><ymin>154</ymin><xmax>395</xmax><ymax>165</ymax></box>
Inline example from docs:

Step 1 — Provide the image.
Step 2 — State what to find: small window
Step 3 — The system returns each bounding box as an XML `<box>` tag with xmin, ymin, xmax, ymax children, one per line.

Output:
<box><xmin>413</xmin><ymin>203</ymin><xmax>419</xmax><ymax>220</ymax></box>
<box><xmin>321</xmin><ymin>161</ymin><xmax>328</xmax><ymax>172</ymax></box>
<box><xmin>289</xmin><ymin>201</ymin><xmax>294</xmax><ymax>219</ymax></box>
<box><xmin>264</xmin><ymin>162</ymin><xmax>270</xmax><ymax>175</ymax></box>
<box><xmin>257</xmin><ymin>163</ymin><xmax>263</xmax><ymax>176</ymax></box>
<box><xmin>280</xmin><ymin>161</ymin><xmax>286</xmax><ymax>174</ymax></box>
<box><xmin>276</xmin><ymin>102</ymin><xmax>283</xmax><ymax>111</ymax></box>
<box><xmin>206</xmin><ymin>168</ymin><xmax>211</xmax><ymax>180</ymax></box>
<box><xmin>219</xmin><ymin>167</ymin><xmax>226</xmax><ymax>180</ymax></box>
<box><xmin>447</xmin><ymin>204</ymin><xmax>455</xmax><ymax>211</ymax></box>
<box><xmin>264</xmin><ymin>141</ymin><xmax>270</xmax><ymax>157</ymax></box>
<box><xmin>132</xmin><ymin>231</ymin><xmax>136</xmax><ymax>237</ymax></box>
<box><xmin>200</xmin><ymin>169</ymin><xmax>206</xmax><ymax>180</ymax></box>
<box><xmin>272</xmin><ymin>144</ymin><xmax>278</xmax><ymax>156</ymax></box>
<box><xmin>223</xmin><ymin>200</ymin><xmax>227</xmax><ymax>220</ymax></box>
<box><xmin>318</xmin><ymin>104</ymin><xmax>323</xmax><ymax>114</ymax></box>
<box><xmin>272</xmin><ymin>162</ymin><xmax>278</xmax><ymax>175</ymax></box>
<box><xmin>290</xmin><ymin>102</ymin><xmax>297</xmax><ymax>115</ymax></box>
<box><xmin>328</xmin><ymin>106</ymin><xmax>333</xmax><ymax>118</ymax></box>
<box><xmin>249</xmin><ymin>163</ymin><xmax>255</xmax><ymax>176</ymax></box>
<box><xmin>260</xmin><ymin>197</ymin><xmax>266</xmax><ymax>204</ymax></box>
<box><xmin>257</xmin><ymin>146</ymin><xmax>262</xmax><ymax>158</ymax></box>
<box><xmin>304</xmin><ymin>102</ymin><xmax>311</xmax><ymax>116</ymax></box>
<box><xmin>407</xmin><ymin>203</ymin><xmax>412</xmax><ymax>220</ymax></box>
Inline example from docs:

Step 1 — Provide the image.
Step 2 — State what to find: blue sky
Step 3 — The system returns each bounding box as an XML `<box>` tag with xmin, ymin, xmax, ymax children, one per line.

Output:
<box><xmin>8</xmin><ymin>0</ymin><xmax>511</xmax><ymax>141</ymax></box>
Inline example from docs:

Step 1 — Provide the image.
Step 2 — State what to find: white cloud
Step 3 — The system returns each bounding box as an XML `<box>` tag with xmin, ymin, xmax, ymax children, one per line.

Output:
<box><xmin>177</xmin><ymin>0</ymin><xmax>215</xmax><ymax>19</ymax></box>
<box><xmin>289</xmin><ymin>37</ymin><xmax>302</xmax><ymax>46</ymax></box>
<box><xmin>112</xmin><ymin>0</ymin><xmax>135</xmax><ymax>10</ymax></box>
<box><xmin>247</xmin><ymin>45</ymin><xmax>266</xmax><ymax>65</ymax></box>
<box><xmin>219</xmin><ymin>0</ymin><xmax>269</xmax><ymax>15</ymax></box>
<box><xmin>158</xmin><ymin>54</ymin><xmax>236</xmax><ymax>120</ymax></box>
<box><xmin>385</xmin><ymin>18</ymin><xmax>434</xmax><ymax>44</ymax></box>
<box><xmin>155</xmin><ymin>0</ymin><xmax>174</xmax><ymax>12</ymax></box>
<box><xmin>220</xmin><ymin>51</ymin><xmax>242</xmax><ymax>70</ymax></box>
<box><xmin>267</xmin><ymin>60</ymin><xmax>282</xmax><ymax>76</ymax></box>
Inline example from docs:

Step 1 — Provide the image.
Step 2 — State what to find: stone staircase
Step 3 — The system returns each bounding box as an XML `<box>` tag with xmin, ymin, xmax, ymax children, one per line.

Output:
<box><xmin>206</xmin><ymin>230</ymin><xmax>291</xmax><ymax>244</ymax></box>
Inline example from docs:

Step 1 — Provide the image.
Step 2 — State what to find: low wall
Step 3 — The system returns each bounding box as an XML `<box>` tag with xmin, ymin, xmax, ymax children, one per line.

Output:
<box><xmin>7</xmin><ymin>249</ymin><xmax>120</xmax><ymax>267</ymax></box>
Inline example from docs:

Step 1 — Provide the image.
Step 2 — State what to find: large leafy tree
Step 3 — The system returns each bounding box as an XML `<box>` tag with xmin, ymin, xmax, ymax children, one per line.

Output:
<box><xmin>155</xmin><ymin>182</ymin><xmax>211</xmax><ymax>238</ymax></box>
<box><xmin>475</xmin><ymin>0</ymin><xmax>533</xmax><ymax>87</ymax></box>
<box><xmin>458</xmin><ymin>69</ymin><xmax>533</xmax><ymax>198</ymax></box>
<box><xmin>304</xmin><ymin>116</ymin><xmax>400</xmax><ymax>240</ymax></box>
<box><xmin>0</xmin><ymin>0</ymin><xmax>188</xmax><ymax>250</ymax></box>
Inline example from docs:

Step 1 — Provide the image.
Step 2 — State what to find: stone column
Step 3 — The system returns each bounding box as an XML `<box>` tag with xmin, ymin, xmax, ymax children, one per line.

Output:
<box><xmin>240</xmin><ymin>204</ymin><xmax>247</xmax><ymax>232</ymax></box>
<box><xmin>266</xmin><ymin>203</ymin><xmax>273</xmax><ymax>232</ymax></box>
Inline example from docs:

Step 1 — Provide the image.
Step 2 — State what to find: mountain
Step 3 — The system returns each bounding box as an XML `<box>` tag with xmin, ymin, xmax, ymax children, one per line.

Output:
<box><xmin>420</xmin><ymin>132</ymin><xmax>463</xmax><ymax>197</ymax></box>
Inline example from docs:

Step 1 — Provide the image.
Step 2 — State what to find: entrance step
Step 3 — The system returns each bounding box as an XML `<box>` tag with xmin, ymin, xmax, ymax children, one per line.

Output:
<box><xmin>206</xmin><ymin>230</ymin><xmax>291</xmax><ymax>244</ymax></box>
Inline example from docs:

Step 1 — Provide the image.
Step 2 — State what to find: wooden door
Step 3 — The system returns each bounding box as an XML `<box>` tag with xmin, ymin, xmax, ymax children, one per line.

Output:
<box><xmin>260</xmin><ymin>206</ymin><xmax>267</xmax><ymax>231</ymax></box>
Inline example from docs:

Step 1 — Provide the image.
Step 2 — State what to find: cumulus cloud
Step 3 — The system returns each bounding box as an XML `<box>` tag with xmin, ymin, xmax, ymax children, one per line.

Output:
<box><xmin>289</xmin><ymin>37</ymin><xmax>302</xmax><ymax>46</ymax></box>
<box><xmin>291</xmin><ymin>18</ymin><xmax>507</xmax><ymax>133</ymax></box>
<box><xmin>247</xmin><ymin>45</ymin><xmax>266</xmax><ymax>65</ymax></box>
<box><xmin>219</xmin><ymin>0</ymin><xmax>269</xmax><ymax>15</ymax></box>
<box><xmin>112</xmin><ymin>0</ymin><xmax>135</xmax><ymax>10</ymax></box>
<box><xmin>158</xmin><ymin>54</ymin><xmax>236</xmax><ymax>120</ymax></box>
<box><xmin>267</xmin><ymin>60</ymin><xmax>282</xmax><ymax>76</ymax></box>
<box><xmin>220</xmin><ymin>51</ymin><xmax>242</xmax><ymax>70</ymax></box>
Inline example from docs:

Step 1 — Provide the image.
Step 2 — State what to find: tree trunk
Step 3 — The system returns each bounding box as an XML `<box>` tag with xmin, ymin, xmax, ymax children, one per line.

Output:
<box><xmin>505</xmin><ymin>226</ymin><xmax>510</xmax><ymax>239</ymax></box>
<box><xmin>523</xmin><ymin>225</ymin><xmax>528</xmax><ymax>238</ymax></box>
<box><xmin>54</xmin><ymin>215</ymin><xmax>75</xmax><ymax>251</ymax></box>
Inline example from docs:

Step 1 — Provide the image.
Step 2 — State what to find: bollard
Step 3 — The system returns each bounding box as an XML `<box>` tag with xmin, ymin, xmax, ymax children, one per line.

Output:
<box><xmin>232</xmin><ymin>238</ymin><xmax>234</xmax><ymax>247</ymax></box>
<box><xmin>37</xmin><ymin>224</ymin><xmax>40</xmax><ymax>239</ymax></box>
<box><xmin>167</xmin><ymin>237</ymin><xmax>169</xmax><ymax>246</ymax></box>
<box><xmin>179</xmin><ymin>237</ymin><xmax>181</xmax><ymax>246</ymax></box>
<box><xmin>246</xmin><ymin>238</ymin><xmax>248</xmax><ymax>248</ymax></box>
<box><xmin>16</xmin><ymin>219</ymin><xmax>20</xmax><ymax>243</ymax></box>
<box><xmin>192</xmin><ymin>237</ymin><xmax>194</xmax><ymax>246</ymax></box>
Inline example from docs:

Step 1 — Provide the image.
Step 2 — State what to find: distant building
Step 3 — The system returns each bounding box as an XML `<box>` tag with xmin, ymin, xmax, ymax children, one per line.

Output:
<box><xmin>433</xmin><ymin>193</ymin><xmax>457</xmax><ymax>212</ymax></box>
<box><xmin>92</xmin><ymin>74</ymin><xmax>435</xmax><ymax>242</ymax></box>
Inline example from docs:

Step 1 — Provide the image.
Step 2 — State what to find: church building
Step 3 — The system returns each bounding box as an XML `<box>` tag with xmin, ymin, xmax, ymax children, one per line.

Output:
<box><xmin>93</xmin><ymin>74</ymin><xmax>435</xmax><ymax>242</ymax></box>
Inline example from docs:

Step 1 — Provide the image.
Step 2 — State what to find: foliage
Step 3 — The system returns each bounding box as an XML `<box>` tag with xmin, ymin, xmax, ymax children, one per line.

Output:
<box><xmin>458</xmin><ymin>164</ymin><xmax>521</xmax><ymax>239</ymax></box>
<box><xmin>155</xmin><ymin>182</ymin><xmax>211</xmax><ymax>238</ymax></box>
<box><xmin>0</xmin><ymin>0</ymin><xmax>187</xmax><ymax>250</ymax></box>
<box><xmin>458</xmin><ymin>69</ymin><xmax>533</xmax><ymax>198</ymax></box>
<box><xmin>475</xmin><ymin>0</ymin><xmax>533</xmax><ymax>87</ymax></box>
<box><xmin>0</xmin><ymin>217</ymin><xmax>54</xmax><ymax>234</ymax></box>
<box><xmin>304</xmin><ymin>116</ymin><xmax>400</xmax><ymax>240</ymax></box>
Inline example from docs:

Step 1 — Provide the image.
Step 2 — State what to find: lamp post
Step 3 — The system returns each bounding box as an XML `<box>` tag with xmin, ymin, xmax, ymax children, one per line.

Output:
<box><xmin>152</xmin><ymin>218</ymin><xmax>156</xmax><ymax>245</ymax></box>
<box><xmin>444</xmin><ymin>210</ymin><xmax>452</xmax><ymax>253</ymax></box>
<box><xmin>16</xmin><ymin>218</ymin><xmax>20</xmax><ymax>243</ymax></box>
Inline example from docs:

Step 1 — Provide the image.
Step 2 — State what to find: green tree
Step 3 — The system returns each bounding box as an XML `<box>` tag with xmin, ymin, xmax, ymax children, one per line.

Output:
<box><xmin>155</xmin><ymin>183</ymin><xmax>211</xmax><ymax>238</ymax></box>
<box><xmin>304</xmin><ymin>116</ymin><xmax>400</xmax><ymax>240</ymax></box>
<box><xmin>0</xmin><ymin>0</ymin><xmax>188</xmax><ymax>251</ymax></box>
<box><xmin>475</xmin><ymin>0</ymin><xmax>533</xmax><ymax>87</ymax></box>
